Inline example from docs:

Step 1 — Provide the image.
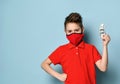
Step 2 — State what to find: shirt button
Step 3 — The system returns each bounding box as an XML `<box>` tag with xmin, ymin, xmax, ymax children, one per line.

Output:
<box><xmin>76</xmin><ymin>47</ymin><xmax>78</xmax><ymax>49</ymax></box>
<box><xmin>76</xmin><ymin>52</ymin><xmax>78</xmax><ymax>55</ymax></box>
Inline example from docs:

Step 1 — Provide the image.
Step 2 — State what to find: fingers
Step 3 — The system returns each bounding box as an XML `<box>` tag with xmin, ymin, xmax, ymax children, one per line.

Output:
<box><xmin>62</xmin><ymin>73</ymin><xmax>67</xmax><ymax>81</ymax></box>
<box><xmin>103</xmin><ymin>34</ymin><xmax>111</xmax><ymax>41</ymax></box>
<box><xmin>102</xmin><ymin>34</ymin><xmax>111</xmax><ymax>46</ymax></box>
<box><xmin>58</xmin><ymin>73</ymin><xmax>67</xmax><ymax>82</ymax></box>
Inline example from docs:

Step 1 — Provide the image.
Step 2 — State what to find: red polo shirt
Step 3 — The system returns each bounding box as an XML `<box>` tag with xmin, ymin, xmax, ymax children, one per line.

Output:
<box><xmin>48</xmin><ymin>41</ymin><xmax>101</xmax><ymax>84</ymax></box>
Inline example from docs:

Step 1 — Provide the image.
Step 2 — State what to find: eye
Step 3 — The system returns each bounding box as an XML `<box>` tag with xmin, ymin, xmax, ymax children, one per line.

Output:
<box><xmin>68</xmin><ymin>30</ymin><xmax>72</xmax><ymax>33</ymax></box>
<box><xmin>75</xmin><ymin>29</ymin><xmax>80</xmax><ymax>32</ymax></box>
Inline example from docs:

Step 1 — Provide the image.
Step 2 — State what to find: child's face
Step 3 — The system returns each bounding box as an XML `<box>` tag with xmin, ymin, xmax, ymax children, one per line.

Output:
<box><xmin>65</xmin><ymin>23</ymin><xmax>83</xmax><ymax>35</ymax></box>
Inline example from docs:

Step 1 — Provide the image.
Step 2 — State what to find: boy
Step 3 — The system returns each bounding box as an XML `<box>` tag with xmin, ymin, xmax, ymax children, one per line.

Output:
<box><xmin>41</xmin><ymin>12</ymin><xmax>110</xmax><ymax>84</ymax></box>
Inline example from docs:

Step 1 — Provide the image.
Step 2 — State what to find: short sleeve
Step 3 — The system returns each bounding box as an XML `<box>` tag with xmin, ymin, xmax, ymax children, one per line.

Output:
<box><xmin>92</xmin><ymin>46</ymin><xmax>102</xmax><ymax>63</ymax></box>
<box><xmin>48</xmin><ymin>46</ymin><xmax>62</xmax><ymax>65</ymax></box>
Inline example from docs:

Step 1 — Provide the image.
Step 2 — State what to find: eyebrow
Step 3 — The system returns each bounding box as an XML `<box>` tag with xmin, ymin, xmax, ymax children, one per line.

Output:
<box><xmin>67</xmin><ymin>28</ymin><xmax>80</xmax><ymax>31</ymax></box>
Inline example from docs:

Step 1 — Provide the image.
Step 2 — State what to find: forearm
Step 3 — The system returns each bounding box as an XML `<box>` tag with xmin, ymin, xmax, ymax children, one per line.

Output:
<box><xmin>41</xmin><ymin>58</ymin><xmax>67</xmax><ymax>81</ymax></box>
<box><xmin>96</xmin><ymin>34</ymin><xmax>110</xmax><ymax>72</ymax></box>
<box><xmin>101</xmin><ymin>45</ymin><xmax>108</xmax><ymax>70</ymax></box>
<box><xmin>41</xmin><ymin>63</ymin><xmax>60</xmax><ymax>79</ymax></box>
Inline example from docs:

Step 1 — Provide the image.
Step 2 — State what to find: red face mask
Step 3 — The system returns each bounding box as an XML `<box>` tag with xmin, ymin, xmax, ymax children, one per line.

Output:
<box><xmin>66</xmin><ymin>33</ymin><xmax>84</xmax><ymax>46</ymax></box>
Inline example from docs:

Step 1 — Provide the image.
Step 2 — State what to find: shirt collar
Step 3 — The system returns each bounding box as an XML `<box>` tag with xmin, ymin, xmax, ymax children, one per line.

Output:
<box><xmin>67</xmin><ymin>40</ymin><xmax>85</xmax><ymax>49</ymax></box>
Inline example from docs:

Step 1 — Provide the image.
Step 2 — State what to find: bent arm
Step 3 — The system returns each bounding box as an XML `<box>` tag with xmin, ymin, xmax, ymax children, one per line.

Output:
<box><xmin>96</xmin><ymin>34</ymin><xmax>110</xmax><ymax>72</ymax></box>
<box><xmin>41</xmin><ymin>58</ymin><xmax>67</xmax><ymax>81</ymax></box>
<box><xmin>96</xmin><ymin>46</ymin><xmax>108</xmax><ymax>72</ymax></box>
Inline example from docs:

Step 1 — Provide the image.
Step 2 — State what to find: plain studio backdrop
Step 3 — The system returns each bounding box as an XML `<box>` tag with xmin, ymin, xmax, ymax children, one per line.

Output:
<box><xmin>0</xmin><ymin>0</ymin><xmax>120</xmax><ymax>84</ymax></box>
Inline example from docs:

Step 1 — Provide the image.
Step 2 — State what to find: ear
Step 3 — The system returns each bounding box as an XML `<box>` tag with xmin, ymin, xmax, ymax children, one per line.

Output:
<box><xmin>64</xmin><ymin>28</ymin><xmax>67</xmax><ymax>34</ymax></box>
<box><xmin>82</xmin><ymin>26</ymin><xmax>85</xmax><ymax>33</ymax></box>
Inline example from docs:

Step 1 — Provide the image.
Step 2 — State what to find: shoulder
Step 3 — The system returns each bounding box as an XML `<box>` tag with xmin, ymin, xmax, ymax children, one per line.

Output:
<box><xmin>58</xmin><ymin>43</ymin><xmax>70</xmax><ymax>49</ymax></box>
<box><xmin>84</xmin><ymin>42</ymin><xmax>96</xmax><ymax>49</ymax></box>
<box><xmin>51</xmin><ymin>43</ymin><xmax>69</xmax><ymax>54</ymax></box>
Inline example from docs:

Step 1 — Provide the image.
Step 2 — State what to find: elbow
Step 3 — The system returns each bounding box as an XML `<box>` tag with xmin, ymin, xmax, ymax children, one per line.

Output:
<box><xmin>41</xmin><ymin>62</ymin><xmax>46</xmax><ymax>69</ymax></box>
<box><xmin>41</xmin><ymin>61</ymin><xmax>51</xmax><ymax>69</ymax></box>
<box><xmin>41</xmin><ymin>58</ymin><xmax>52</xmax><ymax>70</ymax></box>
<box><xmin>100</xmin><ymin>69</ymin><xmax>107</xmax><ymax>72</ymax></box>
<box><xmin>100</xmin><ymin>67</ymin><xmax>108</xmax><ymax>72</ymax></box>
<box><xmin>41</xmin><ymin>62</ymin><xmax>44</xmax><ymax>69</ymax></box>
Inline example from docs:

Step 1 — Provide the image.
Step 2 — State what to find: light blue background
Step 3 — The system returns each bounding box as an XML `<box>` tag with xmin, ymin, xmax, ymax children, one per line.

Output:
<box><xmin>0</xmin><ymin>0</ymin><xmax>120</xmax><ymax>84</ymax></box>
